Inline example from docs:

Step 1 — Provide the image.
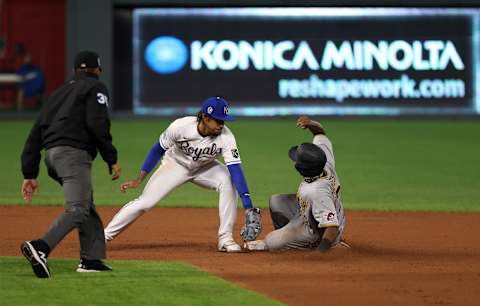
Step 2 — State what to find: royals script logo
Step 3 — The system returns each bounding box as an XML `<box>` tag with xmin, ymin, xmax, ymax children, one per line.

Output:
<box><xmin>180</xmin><ymin>141</ymin><xmax>222</xmax><ymax>161</ymax></box>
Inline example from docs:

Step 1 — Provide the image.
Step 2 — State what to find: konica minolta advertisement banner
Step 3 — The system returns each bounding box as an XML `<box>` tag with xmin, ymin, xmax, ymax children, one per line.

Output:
<box><xmin>132</xmin><ymin>8</ymin><xmax>480</xmax><ymax>116</ymax></box>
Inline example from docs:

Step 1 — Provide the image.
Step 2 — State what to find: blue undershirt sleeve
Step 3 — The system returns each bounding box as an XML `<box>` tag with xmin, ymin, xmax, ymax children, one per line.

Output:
<box><xmin>227</xmin><ymin>163</ymin><xmax>254</xmax><ymax>209</ymax></box>
<box><xmin>141</xmin><ymin>143</ymin><xmax>166</xmax><ymax>173</ymax></box>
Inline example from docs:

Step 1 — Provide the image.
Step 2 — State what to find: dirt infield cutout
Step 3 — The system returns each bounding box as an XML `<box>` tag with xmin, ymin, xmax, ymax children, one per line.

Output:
<box><xmin>1</xmin><ymin>206</ymin><xmax>479</xmax><ymax>306</ymax></box>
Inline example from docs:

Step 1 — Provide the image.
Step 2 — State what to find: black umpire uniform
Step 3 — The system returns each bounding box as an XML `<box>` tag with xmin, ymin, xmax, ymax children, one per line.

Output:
<box><xmin>20</xmin><ymin>50</ymin><xmax>120</xmax><ymax>278</ymax></box>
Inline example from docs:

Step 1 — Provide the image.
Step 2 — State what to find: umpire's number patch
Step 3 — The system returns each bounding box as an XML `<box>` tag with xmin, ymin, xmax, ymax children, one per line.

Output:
<box><xmin>97</xmin><ymin>93</ymin><xmax>109</xmax><ymax>106</ymax></box>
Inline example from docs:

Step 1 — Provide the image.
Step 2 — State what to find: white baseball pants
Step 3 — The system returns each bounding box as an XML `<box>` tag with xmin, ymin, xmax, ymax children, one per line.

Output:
<box><xmin>104</xmin><ymin>157</ymin><xmax>238</xmax><ymax>247</ymax></box>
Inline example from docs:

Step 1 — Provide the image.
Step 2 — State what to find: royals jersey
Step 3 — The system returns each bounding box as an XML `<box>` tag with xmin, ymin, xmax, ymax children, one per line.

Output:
<box><xmin>158</xmin><ymin>116</ymin><xmax>241</xmax><ymax>171</ymax></box>
<box><xmin>296</xmin><ymin>134</ymin><xmax>345</xmax><ymax>238</ymax></box>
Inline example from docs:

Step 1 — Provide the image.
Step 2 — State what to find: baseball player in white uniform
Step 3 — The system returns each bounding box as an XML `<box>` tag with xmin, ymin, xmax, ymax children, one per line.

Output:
<box><xmin>104</xmin><ymin>97</ymin><xmax>261</xmax><ymax>252</ymax></box>
<box><xmin>246</xmin><ymin>116</ymin><xmax>349</xmax><ymax>252</ymax></box>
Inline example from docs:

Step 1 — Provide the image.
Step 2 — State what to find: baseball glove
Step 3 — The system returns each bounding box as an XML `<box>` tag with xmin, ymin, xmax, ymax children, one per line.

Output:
<box><xmin>240</xmin><ymin>208</ymin><xmax>262</xmax><ymax>241</ymax></box>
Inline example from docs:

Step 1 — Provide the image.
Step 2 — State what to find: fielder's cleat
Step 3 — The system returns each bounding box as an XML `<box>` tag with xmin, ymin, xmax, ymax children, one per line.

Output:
<box><xmin>218</xmin><ymin>240</ymin><xmax>242</xmax><ymax>253</ymax></box>
<box><xmin>76</xmin><ymin>259</ymin><xmax>112</xmax><ymax>273</ymax></box>
<box><xmin>21</xmin><ymin>241</ymin><xmax>50</xmax><ymax>278</ymax></box>
<box><xmin>244</xmin><ymin>240</ymin><xmax>267</xmax><ymax>251</ymax></box>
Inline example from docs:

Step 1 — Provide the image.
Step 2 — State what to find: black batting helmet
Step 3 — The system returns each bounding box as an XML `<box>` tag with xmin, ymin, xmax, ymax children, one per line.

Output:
<box><xmin>288</xmin><ymin>143</ymin><xmax>327</xmax><ymax>177</ymax></box>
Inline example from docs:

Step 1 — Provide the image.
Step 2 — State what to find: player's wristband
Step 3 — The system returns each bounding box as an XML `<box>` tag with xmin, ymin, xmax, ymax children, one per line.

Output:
<box><xmin>318</xmin><ymin>238</ymin><xmax>332</xmax><ymax>253</ymax></box>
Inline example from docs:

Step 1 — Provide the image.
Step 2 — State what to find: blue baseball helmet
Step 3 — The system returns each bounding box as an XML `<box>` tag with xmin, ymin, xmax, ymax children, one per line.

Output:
<box><xmin>201</xmin><ymin>97</ymin><xmax>234</xmax><ymax>122</ymax></box>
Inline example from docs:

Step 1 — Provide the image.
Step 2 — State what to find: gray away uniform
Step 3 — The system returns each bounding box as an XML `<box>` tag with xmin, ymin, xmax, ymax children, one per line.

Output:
<box><xmin>266</xmin><ymin>134</ymin><xmax>345</xmax><ymax>250</ymax></box>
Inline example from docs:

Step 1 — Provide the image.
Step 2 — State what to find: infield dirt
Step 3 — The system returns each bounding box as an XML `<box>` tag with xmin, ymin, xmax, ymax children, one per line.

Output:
<box><xmin>1</xmin><ymin>206</ymin><xmax>479</xmax><ymax>306</ymax></box>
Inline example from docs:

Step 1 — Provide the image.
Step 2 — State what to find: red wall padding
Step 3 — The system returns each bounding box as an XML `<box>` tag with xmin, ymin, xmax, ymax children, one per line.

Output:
<box><xmin>1</xmin><ymin>0</ymin><xmax>65</xmax><ymax>96</ymax></box>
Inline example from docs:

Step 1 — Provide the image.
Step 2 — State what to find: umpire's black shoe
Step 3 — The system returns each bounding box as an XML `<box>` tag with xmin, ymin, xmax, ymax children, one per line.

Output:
<box><xmin>21</xmin><ymin>241</ymin><xmax>51</xmax><ymax>278</ymax></box>
<box><xmin>76</xmin><ymin>258</ymin><xmax>112</xmax><ymax>273</ymax></box>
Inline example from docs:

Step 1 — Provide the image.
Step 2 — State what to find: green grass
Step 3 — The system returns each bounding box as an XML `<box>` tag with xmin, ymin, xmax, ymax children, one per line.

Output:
<box><xmin>1</xmin><ymin>118</ymin><xmax>479</xmax><ymax>212</ymax></box>
<box><xmin>0</xmin><ymin>256</ymin><xmax>283</xmax><ymax>306</ymax></box>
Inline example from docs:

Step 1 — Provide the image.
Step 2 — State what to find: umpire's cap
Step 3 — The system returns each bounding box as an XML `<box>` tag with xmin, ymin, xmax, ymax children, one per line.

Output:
<box><xmin>74</xmin><ymin>50</ymin><xmax>101</xmax><ymax>70</ymax></box>
<box><xmin>288</xmin><ymin>143</ymin><xmax>327</xmax><ymax>177</ymax></box>
<box><xmin>201</xmin><ymin>96</ymin><xmax>234</xmax><ymax>122</ymax></box>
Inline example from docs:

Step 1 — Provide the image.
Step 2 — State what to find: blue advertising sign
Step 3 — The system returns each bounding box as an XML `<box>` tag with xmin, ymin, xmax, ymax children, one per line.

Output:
<box><xmin>133</xmin><ymin>8</ymin><xmax>480</xmax><ymax>116</ymax></box>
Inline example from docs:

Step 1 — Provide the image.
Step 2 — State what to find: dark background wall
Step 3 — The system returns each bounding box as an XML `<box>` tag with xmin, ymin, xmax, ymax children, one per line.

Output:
<box><xmin>111</xmin><ymin>1</ymin><xmax>480</xmax><ymax>111</ymax></box>
<box><xmin>66</xmin><ymin>0</ymin><xmax>113</xmax><ymax>98</ymax></box>
<box><xmin>3</xmin><ymin>0</ymin><xmax>480</xmax><ymax>108</ymax></box>
<box><xmin>113</xmin><ymin>0</ymin><xmax>480</xmax><ymax>6</ymax></box>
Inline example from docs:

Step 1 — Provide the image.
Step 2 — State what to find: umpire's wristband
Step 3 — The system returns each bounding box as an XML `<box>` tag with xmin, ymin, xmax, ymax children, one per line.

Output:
<box><xmin>318</xmin><ymin>238</ymin><xmax>333</xmax><ymax>253</ymax></box>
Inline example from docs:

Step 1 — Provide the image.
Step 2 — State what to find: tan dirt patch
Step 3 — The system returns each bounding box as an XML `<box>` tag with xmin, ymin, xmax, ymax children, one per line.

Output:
<box><xmin>1</xmin><ymin>206</ymin><xmax>480</xmax><ymax>306</ymax></box>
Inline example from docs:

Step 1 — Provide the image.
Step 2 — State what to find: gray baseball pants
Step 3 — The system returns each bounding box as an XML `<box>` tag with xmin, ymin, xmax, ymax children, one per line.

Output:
<box><xmin>269</xmin><ymin>194</ymin><xmax>299</xmax><ymax>229</ymax></box>
<box><xmin>266</xmin><ymin>193</ymin><xmax>324</xmax><ymax>250</ymax></box>
<box><xmin>42</xmin><ymin>146</ymin><xmax>106</xmax><ymax>260</ymax></box>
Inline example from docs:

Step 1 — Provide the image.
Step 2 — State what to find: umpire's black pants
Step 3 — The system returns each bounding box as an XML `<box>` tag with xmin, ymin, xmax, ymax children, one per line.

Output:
<box><xmin>42</xmin><ymin>146</ymin><xmax>106</xmax><ymax>260</ymax></box>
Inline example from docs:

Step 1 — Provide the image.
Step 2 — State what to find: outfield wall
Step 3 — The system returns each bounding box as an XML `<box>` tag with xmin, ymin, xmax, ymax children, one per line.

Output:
<box><xmin>110</xmin><ymin>4</ymin><xmax>480</xmax><ymax>116</ymax></box>
<box><xmin>5</xmin><ymin>1</ymin><xmax>480</xmax><ymax>116</ymax></box>
<box><xmin>124</xmin><ymin>7</ymin><xmax>480</xmax><ymax>116</ymax></box>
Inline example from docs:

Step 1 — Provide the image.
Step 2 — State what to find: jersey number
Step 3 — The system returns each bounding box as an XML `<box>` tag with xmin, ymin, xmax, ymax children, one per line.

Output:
<box><xmin>97</xmin><ymin>93</ymin><xmax>109</xmax><ymax>106</ymax></box>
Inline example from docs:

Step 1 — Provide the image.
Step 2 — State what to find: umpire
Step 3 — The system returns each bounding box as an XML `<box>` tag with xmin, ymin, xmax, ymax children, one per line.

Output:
<box><xmin>20</xmin><ymin>50</ymin><xmax>121</xmax><ymax>278</ymax></box>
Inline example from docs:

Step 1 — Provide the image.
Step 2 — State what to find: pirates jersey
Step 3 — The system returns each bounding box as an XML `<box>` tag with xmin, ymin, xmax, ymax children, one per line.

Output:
<box><xmin>297</xmin><ymin>134</ymin><xmax>345</xmax><ymax>233</ymax></box>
